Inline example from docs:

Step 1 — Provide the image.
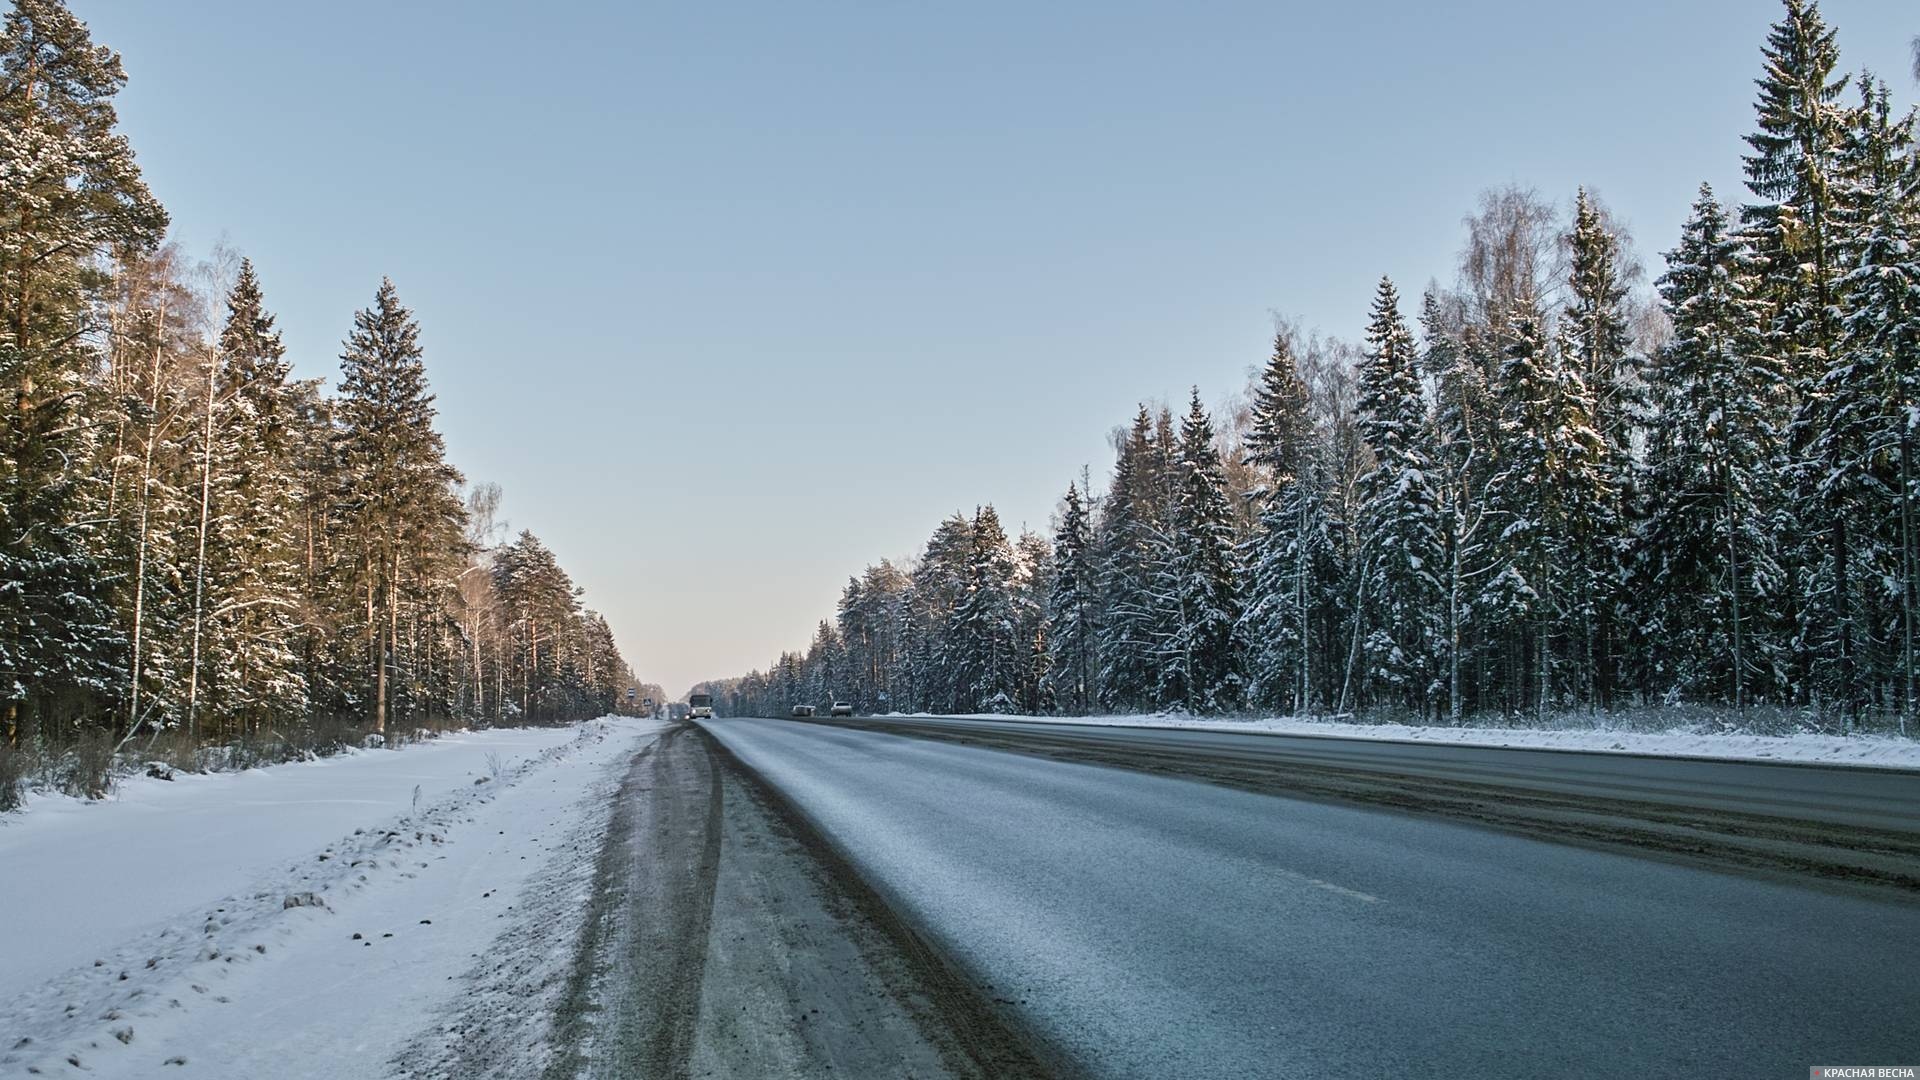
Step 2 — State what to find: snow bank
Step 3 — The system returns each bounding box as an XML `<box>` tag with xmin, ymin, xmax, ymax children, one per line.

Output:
<box><xmin>890</xmin><ymin>712</ymin><xmax>1920</xmax><ymax>769</ymax></box>
<box><xmin>0</xmin><ymin>716</ymin><xmax>665</xmax><ymax>1078</ymax></box>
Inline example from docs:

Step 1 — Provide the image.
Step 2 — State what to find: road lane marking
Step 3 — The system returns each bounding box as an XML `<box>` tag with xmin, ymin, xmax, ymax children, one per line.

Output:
<box><xmin>1276</xmin><ymin>867</ymin><xmax>1383</xmax><ymax>904</ymax></box>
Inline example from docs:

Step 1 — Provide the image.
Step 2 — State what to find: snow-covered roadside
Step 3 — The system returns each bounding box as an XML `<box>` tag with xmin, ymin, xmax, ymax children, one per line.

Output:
<box><xmin>888</xmin><ymin>712</ymin><xmax>1920</xmax><ymax>769</ymax></box>
<box><xmin>0</xmin><ymin>716</ymin><xmax>665</xmax><ymax>1078</ymax></box>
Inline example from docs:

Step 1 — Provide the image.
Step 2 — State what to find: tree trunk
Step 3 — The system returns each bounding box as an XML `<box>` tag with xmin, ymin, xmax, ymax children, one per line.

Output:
<box><xmin>117</xmin><ymin>312</ymin><xmax>167</xmax><ymax>753</ymax></box>
<box><xmin>1901</xmin><ymin>431</ymin><xmax>1915</xmax><ymax>736</ymax></box>
<box><xmin>187</xmin><ymin>350</ymin><xmax>217</xmax><ymax>743</ymax></box>
<box><xmin>1724</xmin><ymin>459</ymin><xmax>1747</xmax><ymax>715</ymax></box>
<box><xmin>1831</xmin><ymin>514</ymin><xmax>1858</xmax><ymax>732</ymax></box>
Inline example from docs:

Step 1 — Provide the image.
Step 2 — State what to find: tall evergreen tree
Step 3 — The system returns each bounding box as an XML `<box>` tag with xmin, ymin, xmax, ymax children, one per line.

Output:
<box><xmin>1044</xmin><ymin>482</ymin><xmax>1097</xmax><ymax>714</ymax></box>
<box><xmin>189</xmin><ymin>260</ymin><xmax>307</xmax><ymax>739</ymax></box>
<box><xmin>1157</xmin><ymin>390</ymin><xmax>1243</xmax><ymax>713</ymax></box>
<box><xmin>1483</xmin><ymin>303</ymin><xmax>1561</xmax><ymax>718</ymax></box>
<box><xmin>1096</xmin><ymin>408</ymin><xmax>1169</xmax><ymax>710</ymax></box>
<box><xmin>1742</xmin><ymin>0</ymin><xmax>1860</xmax><ymax>720</ymax></box>
<box><xmin>1011</xmin><ymin>529</ymin><xmax>1053</xmax><ymax>714</ymax></box>
<box><xmin>1642</xmin><ymin>185</ymin><xmax>1791</xmax><ymax>709</ymax></box>
<box><xmin>0</xmin><ymin>0</ymin><xmax>166</xmax><ymax>745</ymax></box>
<box><xmin>1836</xmin><ymin>83</ymin><xmax>1920</xmax><ymax>727</ymax></box>
<box><xmin>1353</xmin><ymin>278</ymin><xmax>1443</xmax><ymax>712</ymax></box>
<box><xmin>1240</xmin><ymin>331</ymin><xmax>1318</xmax><ymax>713</ymax></box>
<box><xmin>334</xmin><ymin>279</ymin><xmax>465</xmax><ymax>733</ymax></box>
<box><xmin>1561</xmin><ymin>190</ymin><xmax>1639</xmax><ymax>706</ymax></box>
<box><xmin>951</xmin><ymin>505</ymin><xmax>1019</xmax><ymax>711</ymax></box>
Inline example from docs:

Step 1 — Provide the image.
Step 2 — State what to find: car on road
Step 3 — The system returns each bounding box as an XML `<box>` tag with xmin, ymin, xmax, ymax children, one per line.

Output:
<box><xmin>829</xmin><ymin>702</ymin><xmax>854</xmax><ymax>717</ymax></box>
<box><xmin>688</xmin><ymin>692</ymin><xmax>714</xmax><ymax>720</ymax></box>
<box><xmin>791</xmin><ymin>705</ymin><xmax>815</xmax><ymax>717</ymax></box>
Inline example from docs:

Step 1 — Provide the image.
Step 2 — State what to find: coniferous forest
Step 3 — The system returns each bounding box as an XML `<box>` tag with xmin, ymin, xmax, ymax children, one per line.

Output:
<box><xmin>710</xmin><ymin>2</ymin><xmax>1920</xmax><ymax>734</ymax></box>
<box><xmin>0</xmin><ymin>0</ymin><xmax>647</xmax><ymax>802</ymax></box>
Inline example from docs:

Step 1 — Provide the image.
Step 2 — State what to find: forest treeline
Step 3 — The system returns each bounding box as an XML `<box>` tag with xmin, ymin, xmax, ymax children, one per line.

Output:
<box><xmin>707</xmin><ymin>1</ymin><xmax>1919</xmax><ymax>733</ymax></box>
<box><xmin>0</xmin><ymin>0</ymin><xmax>646</xmax><ymax>789</ymax></box>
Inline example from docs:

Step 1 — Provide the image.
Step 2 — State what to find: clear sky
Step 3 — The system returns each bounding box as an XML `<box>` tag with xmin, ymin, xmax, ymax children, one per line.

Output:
<box><xmin>76</xmin><ymin>0</ymin><xmax>1917</xmax><ymax>697</ymax></box>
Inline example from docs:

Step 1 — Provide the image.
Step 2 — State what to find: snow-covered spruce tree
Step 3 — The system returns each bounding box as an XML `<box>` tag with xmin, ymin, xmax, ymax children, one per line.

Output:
<box><xmin>1012</xmin><ymin>529</ymin><xmax>1054</xmax><ymax>714</ymax></box>
<box><xmin>334</xmin><ymin>279</ymin><xmax>467</xmax><ymax>734</ymax></box>
<box><xmin>1156</xmin><ymin>390</ymin><xmax>1243</xmax><ymax>713</ymax></box>
<box><xmin>1742</xmin><ymin>0</ymin><xmax>1861</xmax><ymax>719</ymax></box>
<box><xmin>1835</xmin><ymin>81</ymin><xmax>1920</xmax><ymax>727</ymax></box>
<box><xmin>806</xmin><ymin>620</ymin><xmax>846</xmax><ymax>706</ymax></box>
<box><xmin>1744</xmin><ymin>0</ymin><xmax>1852</xmax><ymax>390</ymax></box>
<box><xmin>1640</xmin><ymin>186</ymin><xmax>1792</xmax><ymax>709</ymax></box>
<box><xmin>912</xmin><ymin>512</ymin><xmax>974</xmax><ymax>711</ymax></box>
<box><xmin>0</xmin><ymin>0</ymin><xmax>167</xmax><ymax>746</ymax></box>
<box><xmin>187</xmin><ymin>260</ymin><xmax>308</xmax><ymax>741</ymax></box>
<box><xmin>1544</xmin><ymin>296</ymin><xmax>1618</xmax><ymax>716</ymax></box>
<box><xmin>837</xmin><ymin>574</ymin><xmax>873</xmax><ymax>710</ymax></box>
<box><xmin>842</xmin><ymin>560</ymin><xmax>909</xmax><ymax>712</ymax></box>
<box><xmin>1095</xmin><ymin>407</ymin><xmax>1171</xmax><ymax>711</ymax></box>
<box><xmin>1481</xmin><ymin>303</ymin><xmax>1563</xmax><ymax>720</ymax></box>
<box><xmin>1239</xmin><ymin>330</ymin><xmax>1318</xmax><ymax>715</ymax></box>
<box><xmin>1561</xmin><ymin>190</ymin><xmax>1641</xmax><ymax>707</ymax></box>
<box><xmin>951</xmin><ymin>505</ymin><xmax>1020</xmax><ymax>712</ymax></box>
<box><xmin>1353</xmin><ymin>278</ymin><xmax>1443</xmax><ymax>715</ymax></box>
<box><xmin>492</xmin><ymin>530</ymin><xmax>578</xmax><ymax>723</ymax></box>
<box><xmin>1044</xmin><ymin>482</ymin><xmax>1098</xmax><ymax>714</ymax></box>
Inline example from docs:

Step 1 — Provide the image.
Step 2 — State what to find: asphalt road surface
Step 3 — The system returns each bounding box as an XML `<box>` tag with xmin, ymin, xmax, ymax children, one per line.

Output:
<box><xmin>701</xmin><ymin>715</ymin><xmax>1920</xmax><ymax>1080</ymax></box>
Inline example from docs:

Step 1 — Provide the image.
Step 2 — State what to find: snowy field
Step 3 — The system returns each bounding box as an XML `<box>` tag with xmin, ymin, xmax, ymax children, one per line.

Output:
<box><xmin>890</xmin><ymin>712</ymin><xmax>1920</xmax><ymax>769</ymax></box>
<box><xmin>0</xmin><ymin>716</ymin><xmax>665</xmax><ymax>1078</ymax></box>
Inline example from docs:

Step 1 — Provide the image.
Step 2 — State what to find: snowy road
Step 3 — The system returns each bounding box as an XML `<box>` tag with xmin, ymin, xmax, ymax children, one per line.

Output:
<box><xmin>826</xmin><ymin>713</ymin><xmax>1920</xmax><ymax>887</ymax></box>
<box><xmin>705</xmin><ymin>716</ymin><xmax>1920</xmax><ymax>1079</ymax></box>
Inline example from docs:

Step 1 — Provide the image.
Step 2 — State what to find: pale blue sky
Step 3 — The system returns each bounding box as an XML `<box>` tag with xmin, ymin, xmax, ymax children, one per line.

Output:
<box><xmin>79</xmin><ymin>0</ymin><xmax>1916</xmax><ymax>696</ymax></box>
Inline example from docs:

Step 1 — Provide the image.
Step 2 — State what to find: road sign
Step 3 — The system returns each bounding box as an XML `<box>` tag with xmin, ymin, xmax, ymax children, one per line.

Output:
<box><xmin>626</xmin><ymin>687</ymin><xmax>637</xmax><ymax>700</ymax></box>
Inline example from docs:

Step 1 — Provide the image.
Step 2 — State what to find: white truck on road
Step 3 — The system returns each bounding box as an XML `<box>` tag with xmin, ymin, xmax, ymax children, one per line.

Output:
<box><xmin>688</xmin><ymin>692</ymin><xmax>715</xmax><ymax>720</ymax></box>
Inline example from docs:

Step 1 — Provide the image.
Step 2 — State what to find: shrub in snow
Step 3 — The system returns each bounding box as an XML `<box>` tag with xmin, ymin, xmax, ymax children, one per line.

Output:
<box><xmin>57</xmin><ymin>733</ymin><xmax>115</xmax><ymax>801</ymax></box>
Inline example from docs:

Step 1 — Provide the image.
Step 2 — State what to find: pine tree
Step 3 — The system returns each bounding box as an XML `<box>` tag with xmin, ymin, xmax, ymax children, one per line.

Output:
<box><xmin>1641</xmin><ymin>186</ymin><xmax>1791</xmax><ymax>708</ymax></box>
<box><xmin>1744</xmin><ymin>0</ymin><xmax>1851</xmax><ymax>386</ymax></box>
<box><xmin>1044</xmin><ymin>482</ymin><xmax>1098</xmax><ymax>714</ymax></box>
<box><xmin>1561</xmin><ymin>190</ymin><xmax>1639</xmax><ymax>707</ymax></box>
<box><xmin>188</xmin><ymin>260</ymin><xmax>307</xmax><ymax>740</ymax></box>
<box><xmin>1158</xmin><ymin>390</ymin><xmax>1243</xmax><ymax>712</ymax></box>
<box><xmin>1742</xmin><ymin>0</ymin><xmax>1860</xmax><ymax>720</ymax></box>
<box><xmin>1096</xmin><ymin>407</ymin><xmax>1168</xmax><ymax>710</ymax></box>
<box><xmin>911</xmin><ymin>513</ymin><xmax>975</xmax><ymax>711</ymax></box>
<box><xmin>1483</xmin><ymin>303</ymin><xmax>1561</xmax><ymax>719</ymax></box>
<box><xmin>806</xmin><ymin>620</ymin><xmax>845</xmax><ymax>706</ymax></box>
<box><xmin>335</xmin><ymin>279</ymin><xmax>465</xmax><ymax>733</ymax></box>
<box><xmin>1240</xmin><ymin>330</ymin><xmax>1320</xmax><ymax>714</ymax></box>
<box><xmin>1353</xmin><ymin>278</ymin><xmax>1443</xmax><ymax>713</ymax></box>
<box><xmin>951</xmin><ymin>505</ymin><xmax>1019</xmax><ymax>712</ymax></box>
<box><xmin>0</xmin><ymin>0</ymin><xmax>166</xmax><ymax>745</ymax></box>
<box><xmin>1836</xmin><ymin>84</ymin><xmax>1920</xmax><ymax>728</ymax></box>
<box><xmin>491</xmin><ymin>531</ymin><xmax>578</xmax><ymax>723</ymax></box>
<box><xmin>1011</xmin><ymin>529</ymin><xmax>1053</xmax><ymax>714</ymax></box>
